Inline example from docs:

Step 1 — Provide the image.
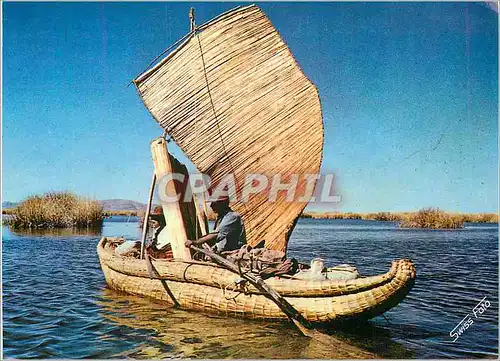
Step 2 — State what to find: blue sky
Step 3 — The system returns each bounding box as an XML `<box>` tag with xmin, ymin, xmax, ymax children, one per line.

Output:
<box><xmin>2</xmin><ymin>2</ymin><xmax>498</xmax><ymax>213</ymax></box>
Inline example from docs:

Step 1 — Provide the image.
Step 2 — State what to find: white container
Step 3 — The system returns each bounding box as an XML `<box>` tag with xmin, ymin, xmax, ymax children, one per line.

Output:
<box><xmin>310</xmin><ymin>258</ymin><xmax>325</xmax><ymax>275</ymax></box>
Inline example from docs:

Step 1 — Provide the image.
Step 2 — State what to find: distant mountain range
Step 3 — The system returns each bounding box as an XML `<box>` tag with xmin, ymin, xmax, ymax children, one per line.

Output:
<box><xmin>98</xmin><ymin>199</ymin><xmax>148</xmax><ymax>211</ymax></box>
<box><xmin>2</xmin><ymin>201</ymin><xmax>18</xmax><ymax>209</ymax></box>
<box><xmin>2</xmin><ymin>199</ymin><xmax>148</xmax><ymax>211</ymax></box>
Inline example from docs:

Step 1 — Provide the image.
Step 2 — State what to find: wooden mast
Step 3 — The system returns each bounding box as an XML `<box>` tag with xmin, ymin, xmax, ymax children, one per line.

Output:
<box><xmin>189</xmin><ymin>7</ymin><xmax>195</xmax><ymax>32</ymax></box>
<box><xmin>193</xmin><ymin>193</ymin><xmax>208</xmax><ymax>236</ymax></box>
<box><xmin>150</xmin><ymin>137</ymin><xmax>192</xmax><ymax>260</ymax></box>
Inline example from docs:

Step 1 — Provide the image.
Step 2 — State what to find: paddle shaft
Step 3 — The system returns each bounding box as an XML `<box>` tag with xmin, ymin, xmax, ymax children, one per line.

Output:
<box><xmin>190</xmin><ymin>245</ymin><xmax>313</xmax><ymax>336</ymax></box>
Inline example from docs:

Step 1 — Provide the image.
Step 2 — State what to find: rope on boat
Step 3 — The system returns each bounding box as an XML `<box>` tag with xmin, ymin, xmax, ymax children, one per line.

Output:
<box><xmin>221</xmin><ymin>283</ymin><xmax>242</xmax><ymax>301</ymax></box>
<box><xmin>182</xmin><ymin>262</ymin><xmax>195</xmax><ymax>282</ymax></box>
<box><xmin>382</xmin><ymin>314</ymin><xmax>392</xmax><ymax>325</ymax></box>
<box><xmin>161</xmin><ymin>128</ymin><xmax>171</xmax><ymax>142</ymax></box>
<box><xmin>128</xmin><ymin>30</ymin><xmax>195</xmax><ymax>87</ymax></box>
<box><xmin>217</xmin><ymin>278</ymin><xmax>249</xmax><ymax>301</ymax></box>
<box><xmin>144</xmin><ymin>252</ymin><xmax>181</xmax><ymax>307</ymax></box>
<box><xmin>195</xmin><ymin>32</ymin><xmax>254</xmax><ymax>242</ymax></box>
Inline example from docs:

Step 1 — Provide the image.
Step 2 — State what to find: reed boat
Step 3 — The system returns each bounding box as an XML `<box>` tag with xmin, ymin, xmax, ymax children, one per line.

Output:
<box><xmin>97</xmin><ymin>4</ymin><xmax>416</xmax><ymax>326</ymax></box>
<box><xmin>98</xmin><ymin>237</ymin><xmax>415</xmax><ymax>324</ymax></box>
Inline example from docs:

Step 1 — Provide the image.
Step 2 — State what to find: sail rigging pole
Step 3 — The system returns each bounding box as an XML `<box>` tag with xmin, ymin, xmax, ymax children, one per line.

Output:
<box><xmin>140</xmin><ymin>172</ymin><xmax>157</xmax><ymax>259</ymax></box>
<box><xmin>189</xmin><ymin>7</ymin><xmax>196</xmax><ymax>32</ymax></box>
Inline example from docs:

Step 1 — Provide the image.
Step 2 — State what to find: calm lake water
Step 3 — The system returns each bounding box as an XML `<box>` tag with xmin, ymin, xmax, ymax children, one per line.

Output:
<box><xmin>2</xmin><ymin>218</ymin><xmax>498</xmax><ymax>358</ymax></box>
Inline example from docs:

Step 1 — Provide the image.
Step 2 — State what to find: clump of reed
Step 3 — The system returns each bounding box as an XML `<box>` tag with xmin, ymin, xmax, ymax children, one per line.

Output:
<box><xmin>364</xmin><ymin>212</ymin><xmax>403</xmax><ymax>221</ymax></box>
<box><xmin>302</xmin><ymin>212</ymin><xmax>363</xmax><ymax>220</ymax></box>
<box><xmin>103</xmin><ymin>210</ymin><xmax>139</xmax><ymax>217</ymax></box>
<box><xmin>5</xmin><ymin>192</ymin><xmax>104</xmax><ymax>229</ymax></box>
<box><xmin>398</xmin><ymin>207</ymin><xmax>464</xmax><ymax>229</ymax></box>
<box><xmin>303</xmin><ymin>211</ymin><xmax>397</xmax><ymax>220</ymax></box>
<box><xmin>458</xmin><ymin>213</ymin><xmax>499</xmax><ymax>223</ymax></box>
<box><xmin>301</xmin><ymin>210</ymin><xmax>497</xmax><ymax>224</ymax></box>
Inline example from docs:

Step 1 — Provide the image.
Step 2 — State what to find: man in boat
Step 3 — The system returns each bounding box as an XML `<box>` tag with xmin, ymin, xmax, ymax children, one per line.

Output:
<box><xmin>148</xmin><ymin>206</ymin><xmax>165</xmax><ymax>245</ymax></box>
<box><xmin>185</xmin><ymin>195</ymin><xmax>246</xmax><ymax>253</ymax></box>
<box><xmin>147</xmin><ymin>206</ymin><xmax>173</xmax><ymax>258</ymax></box>
<box><xmin>185</xmin><ymin>196</ymin><xmax>300</xmax><ymax>278</ymax></box>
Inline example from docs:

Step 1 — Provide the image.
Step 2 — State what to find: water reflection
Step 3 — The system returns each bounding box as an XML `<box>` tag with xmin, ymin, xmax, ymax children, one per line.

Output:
<box><xmin>97</xmin><ymin>288</ymin><xmax>404</xmax><ymax>359</ymax></box>
<box><xmin>9</xmin><ymin>226</ymin><xmax>103</xmax><ymax>237</ymax></box>
<box><xmin>4</xmin><ymin>215</ymin><xmax>139</xmax><ymax>238</ymax></box>
<box><xmin>2</xmin><ymin>218</ymin><xmax>497</xmax><ymax>358</ymax></box>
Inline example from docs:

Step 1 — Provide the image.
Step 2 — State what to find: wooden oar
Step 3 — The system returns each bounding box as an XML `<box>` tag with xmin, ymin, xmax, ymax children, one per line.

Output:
<box><xmin>189</xmin><ymin>245</ymin><xmax>379</xmax><ymax>357</ymax></box>
<box><xmin>189</xmin><ymin>245</ymin><xmax>313</xmax><ymax>336</ymax></box>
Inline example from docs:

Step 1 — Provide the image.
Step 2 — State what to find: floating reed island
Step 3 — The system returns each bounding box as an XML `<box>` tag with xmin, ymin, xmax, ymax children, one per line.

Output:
<box><xmin>103</xmin><ymin>210</ymin><xmax>140</xmax><ymax>217</ymax></box>
<box><xmin>398</xmin><ymin>208</ymin><xmax>464</xmax><ymax>229</ymax></box>
<box><xmin>4</xmin><ymin>192</ymin><xmax>104</xmax><ymax>229</ymax></box>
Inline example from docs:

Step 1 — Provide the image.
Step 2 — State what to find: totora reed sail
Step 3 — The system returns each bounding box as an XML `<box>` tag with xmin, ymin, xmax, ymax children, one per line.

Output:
<box><xmin>98</xmin><ymin>4</ymin><xmax>416</xmax><ymax>325</ymax></box>
<box><xmin>134</xmin><ymin>4</ymin><xmax>323</xmax><ymax>252</ymax></box>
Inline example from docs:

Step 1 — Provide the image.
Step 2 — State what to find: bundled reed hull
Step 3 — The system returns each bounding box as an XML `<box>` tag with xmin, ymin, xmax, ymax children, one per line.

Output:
<box><xmin>98</xmin><ymin>237</ymin><xmax>416</xmax><ymax>324</ymax></box>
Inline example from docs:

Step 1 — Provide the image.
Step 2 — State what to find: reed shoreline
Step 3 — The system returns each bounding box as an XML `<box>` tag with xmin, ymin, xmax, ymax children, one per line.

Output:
<box><xmin>4</xmin><ymin>208</ymin><xmax>497</xmax><ymax>224</ymax></box>
<box><xmin>301</xmin><ymin>210</ymin><xmax>498</xmax><ymax>223</ymax></box>
<box><xmin>3</xmin><ymin>192</ymin><xmax>497</xmax><ymax>232</ymax></box>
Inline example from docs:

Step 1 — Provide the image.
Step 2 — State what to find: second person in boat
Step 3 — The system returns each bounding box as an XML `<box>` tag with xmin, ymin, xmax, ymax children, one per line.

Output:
<box><xmin>185</xmin><ymin>195</ymin><xmax>246</xmax><ymax>253</ymax></box>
